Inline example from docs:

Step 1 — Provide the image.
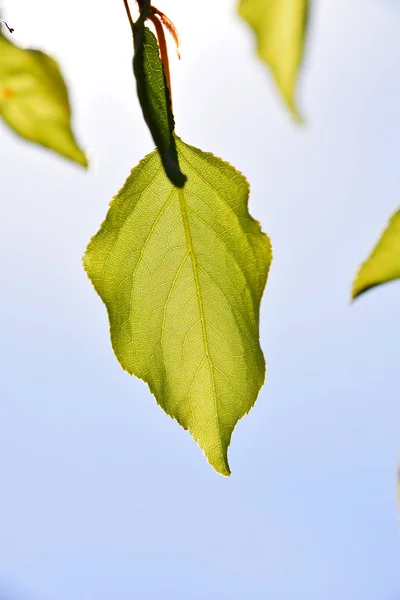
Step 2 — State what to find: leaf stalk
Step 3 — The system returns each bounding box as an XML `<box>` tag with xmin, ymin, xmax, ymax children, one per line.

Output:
<box><xmin>122</xmin><ymin>0</ymin><xmax>134</xmax><ymax>31</ymax></box>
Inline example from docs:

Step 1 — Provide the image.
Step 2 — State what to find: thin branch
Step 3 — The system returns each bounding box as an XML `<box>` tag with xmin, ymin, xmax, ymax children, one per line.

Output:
<box><xmin>122</xmin><ymin>0</ymin><xmax>134</xmax><ymax>31</ymax></box>
<box><xmin>0</xmin><ymin>20</ymin><xmax>14</xmax><ymax>33</ymax></box>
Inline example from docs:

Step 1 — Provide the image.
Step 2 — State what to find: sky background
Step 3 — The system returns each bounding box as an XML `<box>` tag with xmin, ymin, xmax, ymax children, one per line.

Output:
<box><xmin>1</xmin><ymin>0</ymin><xmax>400</xmax><ymax>598</ymax></box>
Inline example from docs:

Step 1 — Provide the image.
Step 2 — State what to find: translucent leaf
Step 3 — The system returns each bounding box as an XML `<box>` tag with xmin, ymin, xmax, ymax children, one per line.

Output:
<box><xmin>133</xmin><ymin>23</ymin><xmax>186</xmax><ymax>187</ymax></box>
<box><xmin>0</xmin><ymin>33</ymin><xmax>87</xmax><ymax>166</ymax></box>
<box><xmin>352</xmin><ymin>209</ymin><xmax>400</xmax><ymax>299</ymax></box>
<box><xmin>84</xmin><ymin>138</ymin><xmax>271</xmax><ymax>475</ymax></box>
<box><xmin>238</xmin><ymin>0</ymin><xmax>309</xmax><ymax>120</ymax></box>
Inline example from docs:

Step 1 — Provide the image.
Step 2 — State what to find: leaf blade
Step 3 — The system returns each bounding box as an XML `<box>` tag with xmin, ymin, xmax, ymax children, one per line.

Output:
<box><xmin>84</xmin><ymin>138</ymin><xmax>271</xmax><ymax>474</ymax></box>
<box><xmin>0</xmin><ymin>33</ymin><xmax>87</xmax><ymax>166</ymax></box>
<box><xmin>352</xmin><ymin>209</ymin><xmax>400</xmax><ymax>299</ymax></box>
<box><xmin>238</xmin><ymin>0</ymin><xmax>309</xmax><ymax>119</ymax></box>
<box><xmin>133</xmin><ymin>24</ymin><xmax>186</xmax><ymax>187</ymax></box>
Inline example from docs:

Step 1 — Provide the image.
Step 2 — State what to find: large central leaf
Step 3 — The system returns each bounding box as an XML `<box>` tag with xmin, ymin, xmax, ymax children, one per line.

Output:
<box><xmin>84</xmin><ymin>138</ymin><xmax>271</xmax><ymax>475</ymax></box>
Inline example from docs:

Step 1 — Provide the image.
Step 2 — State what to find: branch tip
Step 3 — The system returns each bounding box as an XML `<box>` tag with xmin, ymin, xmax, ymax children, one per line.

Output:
<box><xmin>0</xmin><ymin>20</ymin><xmax>14</xmax><ymax>33</ymax></box>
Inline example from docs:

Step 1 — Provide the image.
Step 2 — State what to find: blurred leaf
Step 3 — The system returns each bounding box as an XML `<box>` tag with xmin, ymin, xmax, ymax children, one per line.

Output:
<box><xmin>0</xmin><ymin>32</ymin><xmax>87</xmax><ymax>166</ymax></box>
<box><xmin>352</xmin><ymin>209</ymin><xmax>400</xmax><ymax>299</ymax></box>
<box><xmin>238</xmin><ymin>0</ymin><xmax>309</xmax><ymax>119</ymax></box>
<box><xmin>84</xmin><ymin>137</ymin><xmax>271</xmax><ymax>475</ymax></box>
<box><xmin>133</xmin><ymin>23</ymin><xmax>186</xmax><ymax>187</ymax></box>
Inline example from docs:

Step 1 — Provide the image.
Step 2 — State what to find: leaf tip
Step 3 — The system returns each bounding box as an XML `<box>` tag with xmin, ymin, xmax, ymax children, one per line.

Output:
<box><xmin>291</xmin><ymin>107</ymin><xmax>305</xmax><ymax>125</ymax></box>
<box><xmin>77</xmin><ymin>152</ymin><xmax>89</xmax><ymax>169</ymax></box>
<box><xmin>350</xmin><ymin>287</ymin><xmax>361</xmax><ymax>303</ymax></box>
<box><xmin>279</xmin><ymin>90</ymin><xmax>304</xmax><ymax>124</ymax></box>
<box><xmin>209</xmin><ymin>453</ymin><xmax>231</xmax><ymax>477</ymax></box>
<box><xmin>351</xmin><ymin>280</ymin><xmax>386</xmax><ymax>302</ymax></box>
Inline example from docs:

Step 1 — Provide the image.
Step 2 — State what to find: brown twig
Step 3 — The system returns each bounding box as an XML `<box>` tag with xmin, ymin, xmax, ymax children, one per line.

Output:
<box><xmin>0</xmin><ymin>20</ymin><xmax>14</xmax><ymax>33</ymax></box>
<box><xmin>122</xmin><ymin>0</ymin><xmax>134</xmax><ymax>31</ymax></box>
<box><xmin>152</xmin><ymin>7</ymin><xmax>181</xmax><ymax>59</ymax></box>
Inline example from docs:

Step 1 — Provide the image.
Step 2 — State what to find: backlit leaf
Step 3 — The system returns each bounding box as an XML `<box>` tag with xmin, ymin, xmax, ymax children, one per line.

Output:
<box><xmin>352</xmin><ymin>209</ymin><xmax>400</xmax><ymax>299</ymax></box>
<box><xmin>0</xmin><ymin>32</ymin><xmax>87</xmax><ymax>166</ymax></box>
<box><xmin>238</xmin><ymin>0</ymin><xmax>309</xmax><ymax>120</ymax></box>
<box><xmin>132</xmin><ymin>22</ymin><xmax>186</xmax><ymax>187</ymax></box>
<box><xmin>84</xmin><ymin>138</ymin><xmax>271</xmax><ymax>475</ymax></box>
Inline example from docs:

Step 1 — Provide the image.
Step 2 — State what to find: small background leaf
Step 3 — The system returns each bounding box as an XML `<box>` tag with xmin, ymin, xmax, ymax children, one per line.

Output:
<box><xmin>133</xmin><ymin>24</ymin><xmax>186</xmax><ymax>187</ymax></box>
<box><xmin>238</xmin><ymin>0</ymin><xmax>309</xmax><ymax>119</ymax></box>
<box><xmin>84</xmin><ymin>138</ymin><xmax>271</xmax><ymax>475</ymax></box>
<box><xmin>352</xmin><ymin>209</ymin><xmax>400</xmax><ymax>299</ymax></box>
<box><xmin>0</xmin><ymin>32</ymin><xmax>87</xmax><ymax>166</ymax></box>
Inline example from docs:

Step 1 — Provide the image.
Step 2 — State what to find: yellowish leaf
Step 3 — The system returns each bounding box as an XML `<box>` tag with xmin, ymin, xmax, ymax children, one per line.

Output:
<box><xmin>0</xmin><ymin>33</ymin><xmax>87</xmax><ymax>166</ymax></box>
<box><xmin>352</xmin><ymin>209</ymin><xmax>400</xmax><ymax>299</ymax></box>
<box><xmin>238</xmin><ymin>0</ymin><xmax>309</xmax><ymax>119</ymax></box>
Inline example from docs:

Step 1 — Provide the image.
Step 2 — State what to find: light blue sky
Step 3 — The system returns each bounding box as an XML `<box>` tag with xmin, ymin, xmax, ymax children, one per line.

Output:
<box><xmin>1</xmin><ymin>0</ymin><xmax>400</xmax><ymax>598</ymax></box>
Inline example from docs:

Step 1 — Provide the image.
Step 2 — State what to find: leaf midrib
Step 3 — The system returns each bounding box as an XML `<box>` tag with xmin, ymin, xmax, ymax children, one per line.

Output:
<box><xmin>177</xmin><ymin>186</ymin><xmax>224</xmax><ymax>460</ymax></box>
<box><xmin>178</xmin><ymin>148</ymin><xmax>263</xmax><ymax>290</ymax></box>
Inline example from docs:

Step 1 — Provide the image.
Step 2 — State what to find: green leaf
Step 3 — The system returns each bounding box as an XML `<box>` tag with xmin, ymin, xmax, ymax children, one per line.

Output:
<box><xmin>133</xmin><ymin>23</ymin><xmax>186</xmax><ymax>187</ymax></box>
<box><xmin>352</xmin><ymin>209</ymin><xmax>400</xmax><ymax>299</ymax></box>
<box><xmin>238</xmin><ymin>0</ymin><xmax>309</xmax><ymax>120</ymax></box>
<box><xmin>84</xmin><ymin>137</ymin><xmax>271</xmax><ymax>475</ymax></box>
<box><xmin>0</xmin><ymin>33</ymin><xmax>87</xmax><ymax>166</ymax></box>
